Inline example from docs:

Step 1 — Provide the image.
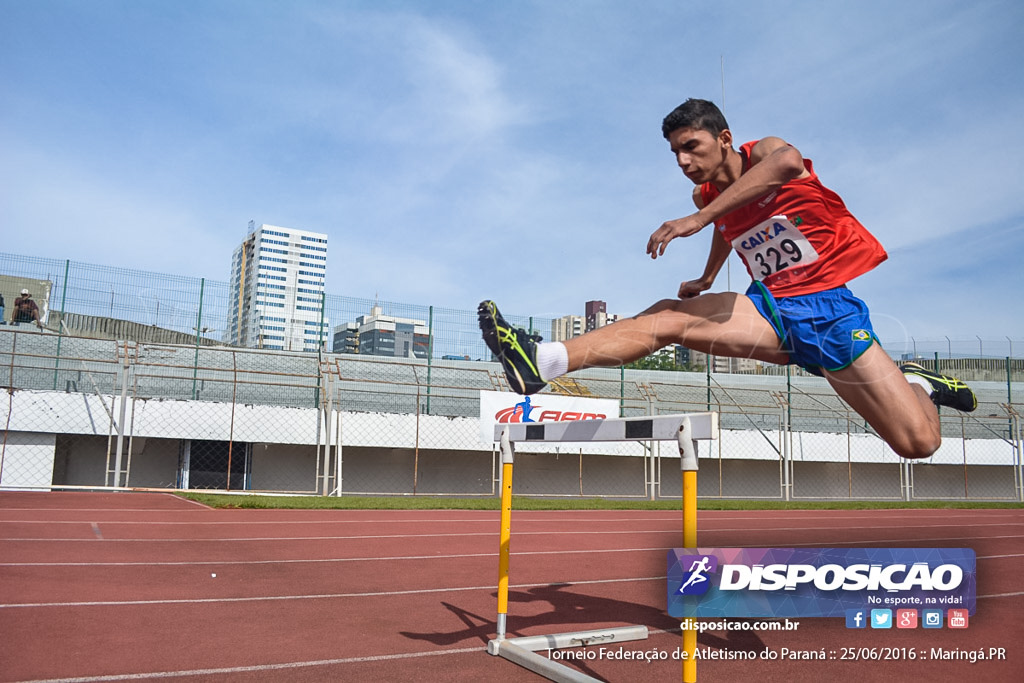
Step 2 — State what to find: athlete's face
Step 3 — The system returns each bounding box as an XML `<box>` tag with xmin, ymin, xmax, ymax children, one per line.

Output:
<box><xmin>667</xmin><ymin>127</ymin><xmax>731</xmax><ymax>185</ymax></box>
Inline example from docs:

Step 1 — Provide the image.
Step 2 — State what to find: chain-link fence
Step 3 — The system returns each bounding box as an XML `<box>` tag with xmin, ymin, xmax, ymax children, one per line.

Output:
<box><xmin>5</xmin><ymin>250</ymin><xmax>1024</xmax><ymax>364</ymax></box>
<box><xmin>0</xmin><ymin>251</ymin><xmax>538</xmax><ymax>361</ymax></box>
<box><xmin>2</xmin><ymin>325</ymin><xmax>1021</xmax><ymax>501</ymax></box>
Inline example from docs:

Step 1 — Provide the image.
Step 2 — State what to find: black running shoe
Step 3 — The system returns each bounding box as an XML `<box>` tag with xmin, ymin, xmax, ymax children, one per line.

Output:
<box><xmin>900</xmin><ymin>362</ymin><xmax>977</xmax><ymax>412</ymax></box>
<box><xmin>478</xmin><ymin>300</ymin><xmax>547</xmax><ymax>395</ymax></box>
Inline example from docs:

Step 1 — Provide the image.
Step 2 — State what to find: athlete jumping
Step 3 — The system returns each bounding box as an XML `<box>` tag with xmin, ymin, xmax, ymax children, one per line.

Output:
<box><xmin>479</xmin><ymin>98</ymin><xmax>975</xmax><ymax>460</ymax></box>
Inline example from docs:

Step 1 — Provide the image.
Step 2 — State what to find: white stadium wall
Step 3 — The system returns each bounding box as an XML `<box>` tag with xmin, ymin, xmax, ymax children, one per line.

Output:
<box><xmin>1</xmin><ymin>388</ymin><xmax>1019</xmax><ymax>500</ymax></box>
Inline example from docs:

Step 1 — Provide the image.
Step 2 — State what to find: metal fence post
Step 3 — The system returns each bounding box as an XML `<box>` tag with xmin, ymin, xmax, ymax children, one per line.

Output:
<box><xmin>1011</xmin><ymin>409</ymin><xmax>1023</xmax><ymax>503</ymax></box>
<box><xmin>619</xmin><ymin>365</ymin><xmax>625</xmax><ymax>417</ymax></box>
<box><xmin>1</xmin><ymin>332</ymin><xmax>17</xmax><ymax>484</ymax></box>
<box><xmin>1017</xmin><ymin>413</ymin><xmax>1023</xmax><ymax>503</ymax></box>
<box><xmin>902</xmin><ymin>459</ymin><xmax>912</xmax><ymax>502</ymax></box>
<box><xmin>414</xmin><ymin>383</ymin><xmax>421</xmax><ymax>494</ymax></box>
<box><xmin>786</xmin><ymin>364</ymin><xmax>792</xmax><ymax>427</ymax></box>
<box><xmin>648</xmin><ymin>395</ymin><xmax>656</xmax><ymax>501</ymax></box>
<box><xmin>318</xmin><ymin>291</ymin><xmax>327</xmax><ymax>350</ymax></box>
<box><xmin>226</xmin><ymin>349</ymin><xmax>238</xmax><ymax>491</ymax></box>
<box><xmin>112</xmin><ymin>342</ymin><xmax>130</xmax><ymax>488</ymax></box>
<box><xmin>191</xmin><ymin>278</ymin><xmax>205</xmax><ymax>400</ymax></box>
<box><xmin>706</xmin><ymin>357</ymin><xmax>712</xmax><ymax>411</ymax></box>
<box><xmin>426</xmin><ymin>305</ymin><xmax>433</xmax><ymax>415</ymax></box>
<box><xmin>781</xmin><ymin>400</ymin><xmax>791</xmax><ymax>501</ymax></box>
<box><xmin>315</xmin><ymin>292</ymin><xmax>327</xmax><ymax>410</ymax></box>
<box><xmin>335</xmin><ymin>404</ymin><xmax>343</xmax><ymax>497</ymax></box>
<box><xmin>314</xmin><ymin>348</ymin><xmax>322</xmax><ymax>409</ymax></box>
<box><xmin>1007</xmin><ymin>357</ymin><xmax>1013</xmax><ymax>437</ymax></box>
<box><xmin>51</xmin><ymin>259</ymin><xmax>70</xmax><ymax>391</ymax></box>
<box><xmin>323</xmin><ymin>365</ymin><xmax>334</xmax><ymax>496</ymax></box>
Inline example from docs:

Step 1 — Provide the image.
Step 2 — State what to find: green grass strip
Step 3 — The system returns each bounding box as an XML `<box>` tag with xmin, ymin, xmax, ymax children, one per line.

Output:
<box><xmin>179</xmin><ymin>492</ymin><xmax>1024</xmax><ymax>511</ymax></box>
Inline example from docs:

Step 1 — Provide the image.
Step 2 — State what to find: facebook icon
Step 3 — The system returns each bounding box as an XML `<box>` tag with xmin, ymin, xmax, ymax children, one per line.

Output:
<box><xmin>845</xmin><ymin>609</ymin><xmax>867</xmax><ymax>629</ymax></box>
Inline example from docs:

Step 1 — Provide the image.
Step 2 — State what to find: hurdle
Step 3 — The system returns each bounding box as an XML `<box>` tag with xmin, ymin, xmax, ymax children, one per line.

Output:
<box><xmin>487</xmin><ymin>412</ymin><xmax>718</xmax><ymax>683</ymax></box>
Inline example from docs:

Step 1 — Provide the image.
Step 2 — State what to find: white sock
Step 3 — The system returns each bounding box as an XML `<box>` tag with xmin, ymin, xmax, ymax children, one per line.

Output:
<box><xmin>904</xmin><ymin>373</ymin><xmax>933</xmax><ymax>396</ymax></box>
<box><xmin>536</xmin><ymin>342</ymin><xmax>569</xmax><ymax>381</ymax></box>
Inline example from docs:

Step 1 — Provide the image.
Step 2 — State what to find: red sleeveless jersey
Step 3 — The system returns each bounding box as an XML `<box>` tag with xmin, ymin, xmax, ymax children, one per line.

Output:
<box><xmin>700</xmin><ymin>140</ymin><xmax>887</xmax><ymax>297</ymax></box>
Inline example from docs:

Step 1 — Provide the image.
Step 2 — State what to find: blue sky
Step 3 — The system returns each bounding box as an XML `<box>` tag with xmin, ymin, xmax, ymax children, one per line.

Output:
<box><xmin>2</xmin><ymin>0</ymin><xmax>1022</xmax><ymax>354</ymax></box>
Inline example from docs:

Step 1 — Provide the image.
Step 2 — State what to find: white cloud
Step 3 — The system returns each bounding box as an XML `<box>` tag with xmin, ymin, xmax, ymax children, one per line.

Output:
<box><xmin>820</xmin><ymin>99</ymin><xmax>1024</xmax><ymax>251</ymax></box>
<box><xmin>0</xmin><ymin>140</ymin><xmax>236</xmax><ymax>280</ymax></box>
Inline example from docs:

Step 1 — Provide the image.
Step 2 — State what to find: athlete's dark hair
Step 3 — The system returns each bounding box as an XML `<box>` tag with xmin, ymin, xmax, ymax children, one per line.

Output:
<box><xmin>661</xmin><ymin>99</ymin><xmax>729</xmax><ymax>140</ymax></box>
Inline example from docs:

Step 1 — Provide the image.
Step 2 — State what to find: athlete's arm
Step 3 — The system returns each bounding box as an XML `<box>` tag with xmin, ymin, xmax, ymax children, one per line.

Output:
<box><xmin>648</xmin><ymin>137</ymin><xmax>809</xmax><ymax>260</ymax></box>
<box><xmin>698</xmin><ymin>137</ymin><xmax>810</xmax><ymax>222</ymax></box>
<box><xmin>678</xmin><ymin>187</ymin><xmax>729</xmax><ymax>298</ymax></box>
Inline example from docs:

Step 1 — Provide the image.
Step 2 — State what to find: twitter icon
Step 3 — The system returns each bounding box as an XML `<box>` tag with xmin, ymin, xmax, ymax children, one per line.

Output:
<box><xmin>870</xmin><ymin>609</ymin><xmax>892</xmax><ymax>629</ymax></box>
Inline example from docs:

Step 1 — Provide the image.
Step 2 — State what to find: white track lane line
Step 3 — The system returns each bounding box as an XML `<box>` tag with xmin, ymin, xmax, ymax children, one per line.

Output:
<box><xmin>4</xmin><ymin>552</ymin><xmax>1022</xmax><ymax>610</ymax></box>
<box><xmin>0</xmin><ymin>517</ymin><xmax>690</xmax><ymax>526</ymax></box>
<box><xmin>5</xmin><ymin>576</ymin><xmax>1021</xmax><ymax>610</ymax></box>
<box><xmin>3</xmin><ymin>521</ymin><xmax>1023</xmax><ymax>542</ymax></box>
<box><xmin>0</xmin><ymin>546</ymin><xmax>661</xmax><ymax>566</ymax></box>
<box><xmin>2</xmin><ymin>549</ymin><xmax>1021</xmax><ymax>569</ymax></box>
<box><xmin>0</xmin><ymin>575</ymin><xmax>662</xmax><ymax>609</ymax></box>
<box><xmin>1</xmin><ymin>510</ymin><xmax>1020</xmax><ymax>523</ymax></box>
<box><xmin>7</xmin><ymin>644</ymin><xmax>486</xmax><ymax>683</ymax></box>
<box><xmin>0</xmin><ymin>508</ymin><xmax>212</xmax><ymax>513</ymax></box>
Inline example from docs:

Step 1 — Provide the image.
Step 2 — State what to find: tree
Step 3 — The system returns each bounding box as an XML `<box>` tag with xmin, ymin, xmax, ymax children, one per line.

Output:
<box><xmin>625</xmin><ymin>348</ymin><xmax>691</xmax><ymax>372</ymax></box>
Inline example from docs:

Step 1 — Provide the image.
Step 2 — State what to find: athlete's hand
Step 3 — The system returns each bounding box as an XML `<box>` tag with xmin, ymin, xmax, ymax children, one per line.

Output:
<box><xmin>678</xmin><ymin>278</ymin><xmax>711</xmax><ymax>299</ymax></box>
<box><xmin>647</xmin><ymin>214</ymin><xmax>707</xmax><ymax>260</ymax></box>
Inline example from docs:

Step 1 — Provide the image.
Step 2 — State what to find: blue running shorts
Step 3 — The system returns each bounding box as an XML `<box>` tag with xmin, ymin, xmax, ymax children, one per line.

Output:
<box><xmin>745</xmin><ymin>281</ymin><xmax>879</xmax><ymax>376</ymax></box>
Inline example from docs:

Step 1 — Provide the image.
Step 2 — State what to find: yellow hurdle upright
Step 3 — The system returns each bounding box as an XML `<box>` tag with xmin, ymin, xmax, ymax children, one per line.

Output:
<box><xmin>495</xmin><ymin>429</ymin><xmax>514</xmax><ymax>639</ymax></box>
<box><xmin>679</xmin><ymin>418</ymin><xmax>700</xmax><ymax>683</ymax></box>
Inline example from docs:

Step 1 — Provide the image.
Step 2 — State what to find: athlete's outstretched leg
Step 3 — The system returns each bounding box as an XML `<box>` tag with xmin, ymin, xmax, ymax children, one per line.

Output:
<box><xmin>823</xmin><ymin>344</ymin><xmax>977</xmax><ymax>459</ymax></box>
<box><xmin>562</xmin><ymin>293</ymin><xmax>787</xmax><ymax>372</ymax></box>
<box><xmin>479</xmin><ymin>294</ymin><xmax>787</xmax><ymax>395</ymax></box>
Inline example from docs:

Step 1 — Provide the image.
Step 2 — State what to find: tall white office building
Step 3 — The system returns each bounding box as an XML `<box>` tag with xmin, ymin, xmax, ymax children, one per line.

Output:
<box><xmin>227</xmin><ymin>222</ymin><xmax>330</xmax><ymax>352</ymax></box>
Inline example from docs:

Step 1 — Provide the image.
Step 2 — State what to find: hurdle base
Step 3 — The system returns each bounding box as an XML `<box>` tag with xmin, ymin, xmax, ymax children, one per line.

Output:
<box><xmin>488</xmin><ymin>625</ymin><xmax>649</xmax><ymax>682</ymax></box>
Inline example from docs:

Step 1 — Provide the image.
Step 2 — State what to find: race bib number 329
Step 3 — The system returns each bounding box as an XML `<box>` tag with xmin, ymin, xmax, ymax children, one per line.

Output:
<box><xmin>731</xmin><ymin>216</ymin><xmax>819</xmax><ymax>281</ymax></box>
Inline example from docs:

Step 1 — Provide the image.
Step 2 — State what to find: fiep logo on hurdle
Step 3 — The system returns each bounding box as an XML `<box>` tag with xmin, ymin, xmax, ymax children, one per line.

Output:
<box><xmin>487</xmin><ymin>412</ymin><xmax>718</xmax><ymax>683</ymax></box>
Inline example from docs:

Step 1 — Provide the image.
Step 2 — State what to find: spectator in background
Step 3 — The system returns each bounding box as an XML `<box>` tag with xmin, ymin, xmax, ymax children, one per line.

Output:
<box><xmin>0</xmin><ymin>291</ymin><xmax>5</xmax><ymax>324</ymax></box>
<box><xmin>12</xmin><ymin>288</ymin><xmax>43</xmax><ymax>328</ymax></box>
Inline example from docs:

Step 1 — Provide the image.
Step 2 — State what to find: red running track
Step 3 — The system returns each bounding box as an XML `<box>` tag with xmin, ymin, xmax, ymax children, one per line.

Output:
<box><xmin>0</xmin><ymin>491</ymin><xmax>1022</xmax><ymax>682</ymax></box>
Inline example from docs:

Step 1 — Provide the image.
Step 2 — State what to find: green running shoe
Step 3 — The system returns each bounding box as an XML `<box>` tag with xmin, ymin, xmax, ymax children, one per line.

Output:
<box><xmin>900</xmin><ymin>362</ymin><xmax>977</xmax><ymax>412</ymax></box>
<box><xmin>478</xmin><ymin>300</ymin><xmax>547</xmax><ymax>395</ymax></box>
